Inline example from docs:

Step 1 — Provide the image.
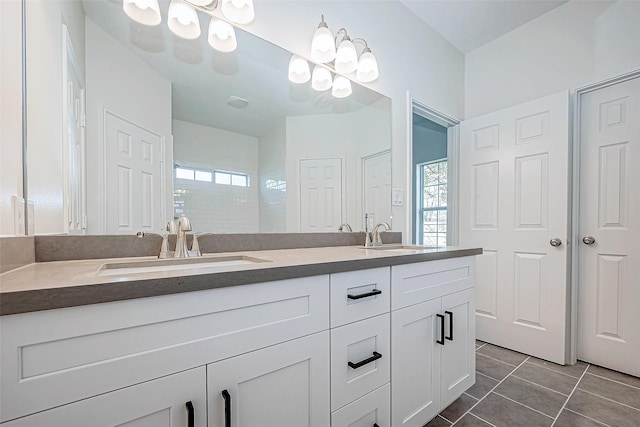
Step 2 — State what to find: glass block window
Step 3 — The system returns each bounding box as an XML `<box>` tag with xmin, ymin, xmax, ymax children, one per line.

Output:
<box><xmin>417</xmin><ymin>159</ymin><xmax>447</xmax><ymax>247</ymax></box>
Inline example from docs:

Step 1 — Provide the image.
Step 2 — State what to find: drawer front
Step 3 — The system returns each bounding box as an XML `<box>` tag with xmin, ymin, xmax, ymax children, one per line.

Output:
<box><xmin>391</xmin><ymin>257</ymin><xmax>475</xmax><ymax>310</ymax></box>
<box><xmin>0</xmin><ymin>275</ymin><xmax>329</xmax><ymax>422</ymax></box>
<box><xmin>331</xmin><ymin>313</ymin><xmax>390</xmax><ymax>410</ymax></box>
<box><xmin>331</xmin><ymin>383</ymin><xmax>390</xmax><ymax>427</ymax></box>
<box><xmin>330</xmin><ymin>267</ymin><xmax>390</xmax><ymax>327</ymax></box>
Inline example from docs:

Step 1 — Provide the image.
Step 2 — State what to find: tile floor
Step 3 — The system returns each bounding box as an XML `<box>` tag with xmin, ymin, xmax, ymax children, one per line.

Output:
<box><xmin>425</xmin><ymin>341</ymin><xmax>640</xmax><ymax>427</ymax></box>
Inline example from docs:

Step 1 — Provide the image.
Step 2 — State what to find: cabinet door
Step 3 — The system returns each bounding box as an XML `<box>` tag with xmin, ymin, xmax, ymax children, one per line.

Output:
<box><xmin>331</xmin><ymin>383</ymin><xmax>390</xmax><ymax>427</ymax></box>
<box><xmin>3</xmin><ymin>367</ymin><xmax>206</xmax><ymax>427</ymax></box>
<box><xmin>441</xmin><ymin>289</ymin><xmax>476</xmax><ymax>407</ymax></box>
<box><xmin>207</xmin><ymin>331</ymin><xmax>330</xmax><ymax>427</ymax></box>
<box><xmin>391</xmin><ymin>299</ymin><xmax>442</xmax><ymax>427</ymax></box>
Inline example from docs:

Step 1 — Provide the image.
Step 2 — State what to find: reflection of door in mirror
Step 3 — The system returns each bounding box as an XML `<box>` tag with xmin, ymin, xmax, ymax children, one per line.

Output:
<box><xmin>300</xmin><ymin>159</ymin><xmax>343</xmax><ymax>232</ymax></box>
<box><xmin>63</xmin><ymin>25</ymin><xmax>86</xmax><ymax>235</ymax></box>
<box><xmin>363</xmin><ymin>151</ymin><xmax>392</xmax><ymax>231</ymax></box>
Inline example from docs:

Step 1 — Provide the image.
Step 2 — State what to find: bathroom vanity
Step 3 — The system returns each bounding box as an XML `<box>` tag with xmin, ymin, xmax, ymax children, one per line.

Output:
<box><xmin>0</xmin><ymin>244</ymin><xmax>480</xmax><ymax>426</ymax></box>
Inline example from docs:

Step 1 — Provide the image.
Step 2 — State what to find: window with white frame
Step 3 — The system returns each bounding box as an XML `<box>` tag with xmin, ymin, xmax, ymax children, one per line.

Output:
<box><xmin>417</xmin><ymin>159</ymin><xmax>447</xmax><ymax>247</ymax></box>
<box><xmin>175</xmin><ymin>165</ymin><xmax>249</xmax><ymax>187</ymax></box>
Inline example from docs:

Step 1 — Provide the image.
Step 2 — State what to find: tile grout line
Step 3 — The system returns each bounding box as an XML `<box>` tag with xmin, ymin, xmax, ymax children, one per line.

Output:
<box><xmin>576</xmin><ymin>388</ymin><xmax>640</xmax><ymax>412</ymax></box>
<box><xmin>475</xmin><ymin>352</ymin><xmax>519</xmax><ymax>368</ymax></box>
<box><xmin>476</xmin><ymin>343</ymin><xmax>487</xmax><ymax>351</ymax></box>
<box><xmin>563</xmin><ymin>408</ymin><xmax>612</xmax><ymax>427</ymax></box>
<box><xmin>584</xmin><ymin>372</ymin><xmax>640</xmax><ymax>391</ymax></box>
<box><xmin>467</xmin><ymin>412</ymin><xmax>498</xmax><ymax>427</ymax></box>
<box><xmin>448</xmin><ymin>355</ymin><xmax>532</xmax><ymax>426</ymax></box>
<box><xmin>523</xmin><ymin>359</ymin><xmax>586</xmax><ymax>379</ymax></box>
<box><xmin>550</xmin><ymin>362</ymin><xmax>590</xmax><ymax>426</ymax></box>
<box><xmin>509</xmin><ymin>374</ymin><xmax>570</xmax><ymax>397</ymax></box>
<box><xmin>491</xmin><ymin>390</ymin><xmax>555</xmax><ymax>419</ymax></box>
<box><xmin>435</xmin><ymin>414</ymin><xmax>451</xmax><ymax>425</ymax></box>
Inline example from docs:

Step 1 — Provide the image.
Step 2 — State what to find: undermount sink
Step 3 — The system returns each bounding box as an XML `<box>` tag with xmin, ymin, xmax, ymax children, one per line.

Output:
<box><xmin>97</xmin><ymin>255</ymin><xmax>270</xmax><ymax>276</ymax></box>
<box><xmin>361</xmin><ymin>244</ymin><xmax>440</xmax><ymax>252</ymax></box>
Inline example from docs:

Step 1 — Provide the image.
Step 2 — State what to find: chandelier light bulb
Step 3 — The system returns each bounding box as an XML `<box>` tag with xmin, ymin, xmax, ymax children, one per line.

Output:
<box><xmin>356</xmin><ymin>49</ymin><xmax>379</xmax><ymax>83</ymax></box>
<box><xmin>311</xmin><ymin>65</ymin><xmax>332</xmax><ymax>91</ymax></box>
<box><xmin>310</xmin><ymin>17</ymin><xmax>336</xmax><ymax>63</ymax></box>
<box><xmin>208</xmin><ymin>18</ymin><xmax>237</xmax><ymax>52</ymax></box>
<box><xmin>332</xmin><ymin>75</ymin><xmax>352</xmax><ymax>98</ymax></box>
<box><xmin>123</xmin><ymin>0</ymin><xmax>161</xmax><ymax>26</ymax></box>
<box><xmin>221</xmin><ymin>0</ymin><xmax>255</xmax><ymax>25</ymax></box>
<box><xmin>167</xmin><ymin>0</ymin><xmax>201</xmax><ymax>39</ymax></box>
<box><xmin>288</xmin><ymin>55</ymin><xmax>311</xmax><ymax>84</ymax></box>
<box><xmin>335</xmin><ymin>38</ymin><xmax>358</xmax><ymax>74</ymax></box>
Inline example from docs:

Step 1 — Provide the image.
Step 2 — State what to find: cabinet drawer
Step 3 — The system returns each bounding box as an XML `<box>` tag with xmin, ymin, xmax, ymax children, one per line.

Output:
<box><xmin>2</xmin><ymin>367</ymin><xmax>206</xmax><ymax>427</ymax></box>
<box><xmin>331</xmin><ymin>314</ymin><xmax>390</xmax><ymax>410</ymax></box>
<box><xmin>0</xmin><ymin>275</ymin><xmax>329</xmax><ymax>422</ymax></box>
<box><xmin>331</xmin><ymin>267</ymin><xmax>390</xmax><ymax>327</ymax></box>
<box><xmin>391</xmin><ymin>257</ymin><xmax>475</xmax><ymax>310</ymax></box>
<box><xmin>331</xmin><ymin>383</ymin><xmax>390</xmax><ymax>427</ymax></box>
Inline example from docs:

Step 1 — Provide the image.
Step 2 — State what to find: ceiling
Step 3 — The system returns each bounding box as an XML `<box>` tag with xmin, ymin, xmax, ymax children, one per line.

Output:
<box><xmin>398</xmin><ymin>0</ymin><xmax>568</xmax><ymax>53</ymax></box>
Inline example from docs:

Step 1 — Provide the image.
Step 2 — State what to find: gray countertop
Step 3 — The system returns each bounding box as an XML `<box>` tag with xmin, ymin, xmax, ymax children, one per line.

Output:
<box><xmin>0</xmin><ymin>245</ymin><xmax>482</xmax><ymax>316</ymax></box>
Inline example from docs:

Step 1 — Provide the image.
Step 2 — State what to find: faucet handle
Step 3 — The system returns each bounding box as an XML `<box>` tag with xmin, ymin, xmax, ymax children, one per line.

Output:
<box><xmin>190</xmin><ymin>234</ymin><xmax>202</xmax><ymax>257</ymax></box>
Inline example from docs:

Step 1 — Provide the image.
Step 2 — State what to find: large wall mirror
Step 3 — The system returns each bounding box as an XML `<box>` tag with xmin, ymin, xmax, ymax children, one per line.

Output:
<box><xmin>25</xmin><ymin>0</ymin><xmax>391</xmax><ymax>235</ymax></box>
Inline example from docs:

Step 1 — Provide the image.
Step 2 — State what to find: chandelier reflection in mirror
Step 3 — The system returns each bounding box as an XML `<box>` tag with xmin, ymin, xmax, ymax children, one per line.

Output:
<box><xmin>288</xmin><ymin>15</ymin><xmax>379</xmax><ymax>99</ymax></box>
<box><xmin>122</xmin><ymin>0</ymin><xmax>255</xmax><ymax>53</ymax></box>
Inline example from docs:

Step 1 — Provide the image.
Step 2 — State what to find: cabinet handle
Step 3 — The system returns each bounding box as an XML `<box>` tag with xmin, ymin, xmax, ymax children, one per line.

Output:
<box><xmin>445</xmin><ymin>310</ymin><xmax>453</xmax><ymax>341</ymax></box>
<box><xmin>221</xmin><ymin>390</ymin><xmax>231</xmax><ymax>427</ymax></box>
<box><xmin>373</xmin><ymin>424</ymin><xmax>380</xmax><ymax>427</ymax></box>
<box><xmin>347</xmin><ymin>289</ymin><xmax>382</xmax><ymax>300</ymax></box>
<box><xmin>348</xmin><ymin>351</ymin><xmax>382</xmax><ymax>369</ymax></box>
<box><xmin>186</xmin><ymin>401</ymin><xmax>194</xmax><ymax>427</ymax></box>
<box><xmin>436</xmin><ymin>314</ymin><xmax>445</xmax><ymax>345</ymax></box>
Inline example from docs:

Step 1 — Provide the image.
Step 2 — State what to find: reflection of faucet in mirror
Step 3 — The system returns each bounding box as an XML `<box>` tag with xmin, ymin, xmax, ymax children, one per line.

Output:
<box><xmin>371</xmin><ymin>222</ymin><xmax>391</xmax><ymax>247</ymax></box>
<box><xmin>338</xmin><ymin>223</ymin><xmax>352</xmax><ymax>232</ymax></box>
<box><xmin>175</xmin><ymin>216</ymin><xmax>193</xmax><ymax>258</ymax></box>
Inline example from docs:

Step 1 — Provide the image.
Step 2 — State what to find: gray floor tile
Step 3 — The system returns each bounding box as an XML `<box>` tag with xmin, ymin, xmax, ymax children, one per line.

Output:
<box><xmin>578</xmin><ymin>373</ymin><xmax>640</xmax><ymax>410</ymax></box>
<box><xmin>554</xmin><ymin>409</ymin><xmax>608</xmax><ymax>427</ymax></box>
<box><xmin>470</xmin><ymin>393</ymin><xmax>553</xmax><ymax>427</ymax></box>
<box><xmin>466</xmin><ymin>373</ymin><xmax>499</xmax><ymax>400</ymax></box>
<box><xmin>528</xmin><ymin>357</ymin><xmax>588</xmax><ymax>378</ymax></box>
<box><xmin>494</xmin><ymin>376</ymin><xmax>567</xmax><ymax>417</ymax></box>
<box><xmin>586</xmin><ymin>364</ymin><xmax>640</xmax><ymax>389</ymax></box>
<box><xmin>424</xmin><ymin>415</ymin><xmax>452</xmax><ymax>427</ymax></box>
<box><xmin>476</xmin><ymin>353</ymin><xmax>515</xmax><ymax>381</ymax></box>
<box><xmin>476</xmin><ymin>343</ymin><xmax>528</xmax><ymax>366</ymax></box>
<box><xmin>440</xmin><ymin>393</ymin><xmax>478</xmax><ymax>423</ymax></box>
<box><xmin>453</xmin><ymin>414</ymin><xmax>494</xmax><ymax>426</ymax></box>
<box><xmin>566</xmin><ymin>389</ymin><xmax>640</xmax><ymax>427</ymax></box>
<box><xmin>513</xmin><ymin>362</ymin><xmax>579</xmax><ymax>395</ymax></box>
<box><xmin>476</xmin><ymin>340</ymin><xmax>486</xmax><ymax>346</ymax></box>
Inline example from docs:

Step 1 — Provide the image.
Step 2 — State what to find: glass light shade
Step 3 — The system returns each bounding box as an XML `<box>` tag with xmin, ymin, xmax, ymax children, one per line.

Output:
<box><xmin>334</xmin><ymin>39</ymin><xmax>358</xmax><ymax>74</ymax></box>
<box><xmin>356</xmin><ymin>50</ymin><xmax>379</xmax><ymax>83</ymax></box>
<box><xmin>311</xmin><ymin>65</ymin><xmax>332</xmax><ymax>91</ymax></box>
<box><xmin>123</xmin><ymin>0</ymin><xmax>161</xmax><ymax>26</ymax></box>
<box><xmin>208</xmin><ymin>18</ymin><xmax>237</xmax><ymax>52</ymax></box>
<box><xmin>288</xmin><ymin>55</ymin><xmax>311</xmax><ymax>84</ymax></box>
<box><xmin>332</xmin><ymin>75</ymin><xmax>352</xmax><ymax>98</ymax></box>
<box><xmin>221</xmin><ymin>0</ymin><xmax>255</xmax><ymax>25</ymax></box>
<box><xmin>310</xmin><ymin>26</ymin><xmax>336</xmax><ymax>63</ymax></box>
<box><xmin>167</xmin><ymin>0</ymin><xmax>200</xmax><ymax>39</ymax></box>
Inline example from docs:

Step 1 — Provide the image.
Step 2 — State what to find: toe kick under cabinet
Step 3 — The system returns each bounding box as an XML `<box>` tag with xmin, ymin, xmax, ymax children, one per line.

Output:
<box><xmin>0</xmin><ymin>255</ymin><xmax>475</xmax><ymax>427</ymax></box>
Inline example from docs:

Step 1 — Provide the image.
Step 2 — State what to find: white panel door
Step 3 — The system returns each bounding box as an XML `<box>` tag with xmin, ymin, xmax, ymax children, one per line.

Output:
<box><xmin>105</xmin><ymin>112</ymin><xmax>164</xmax><ymax>234</ymax></box>
<box><xmin>363</xmin><ymin>150</ymin><xmax>392</xmax><ymax>228</ymax></box>
<box><xmin>459</xmin><ymin>91</ymin><xmax>570</xmax><ymax>364</ymax></box>
<box><xmin>300</xmin><ymin>158</ymin><xmax>342</xmax><ymax>232</ymax></box>
<box><xmin>207</xmin><ymin>331</ymin><xmax>330</xmax><ymax>427</ymax></box>
<box><xmin>578</xmin><ymin>76</ymin><xmax>640</xmax><ymax>377</ymax></box>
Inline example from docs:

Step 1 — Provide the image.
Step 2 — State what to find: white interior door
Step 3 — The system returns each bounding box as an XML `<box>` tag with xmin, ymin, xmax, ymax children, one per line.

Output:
<box><xmin>105</xmin><ymin>112</ymin><xmax>164</xmax><ymax>234</ymax></box>
<box><xmin>363</xmin><ymin>150</ymin><xmax>392</xmax><ymax>229</ymax></box>
<box><xmin>459</xmin><ymin>91</ymin><xmax>570</xmax><ymax>364</ymax></box>
<box><xmin>299</xmin><ymin>158</ymin><xmax>342</xmax><ymax>232</ymax></box>
<box><xmin>577</xmin><ymin>76</ymin><xmax>640</xmax><ymax>377</ymax></box>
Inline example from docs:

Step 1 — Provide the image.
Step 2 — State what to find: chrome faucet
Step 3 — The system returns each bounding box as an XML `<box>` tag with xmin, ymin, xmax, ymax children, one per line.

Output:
<box><xmin>338</xmin><ymin>223</ymin><xmax>352</xmax><ymax>232</ymax></box>
<box><xmin>371</xmin><ymin>221</ymin><xmax>391</xmax><ymax>246</ymax></box>
<box><xmin>174</xmin><ymin>216</ymin><xmax>192</xmax><ymax>258</ymax></box>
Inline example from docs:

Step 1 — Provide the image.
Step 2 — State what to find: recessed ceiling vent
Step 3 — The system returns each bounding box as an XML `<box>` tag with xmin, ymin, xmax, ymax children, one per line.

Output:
<box><xmin>227</xmin><ymin>96</ymin><xmax>249</xmax><ymax>109</ymax></box>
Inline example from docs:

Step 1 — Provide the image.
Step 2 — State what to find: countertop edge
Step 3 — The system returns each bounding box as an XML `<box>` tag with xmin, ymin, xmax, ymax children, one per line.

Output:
<box><xmin>0</xmin><ymin>247</ymin><xmax>482</xmax><ymax>316</ymax></box>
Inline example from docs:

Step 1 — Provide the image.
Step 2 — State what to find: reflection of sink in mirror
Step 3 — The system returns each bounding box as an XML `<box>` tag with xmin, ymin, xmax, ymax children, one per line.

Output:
<box><xmin>361</xmin><ymin>245</ymin><xmax>439</xmax><ymax>251</ymax></box>
<box><xmin>98</xmin><ymin>255</ymin><xmax>270</xmax><ymax>276</ymax></box>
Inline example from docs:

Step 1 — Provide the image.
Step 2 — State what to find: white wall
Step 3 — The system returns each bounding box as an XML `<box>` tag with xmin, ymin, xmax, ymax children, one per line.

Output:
<box><xmin>173</xmin><ymin>119</ymin><xmax>259</xmax><ymax>233</ymax></box>
<box><xmin>85</xmin><ymin>18</ymin><xmax>172</xmax><ymax>234</ymax></box>
<box><xmin>465</xmin><ymin>0</ymin><xmax>640</xmax><ymax>118</ymax></box>
<box><xmin>238</xmin><ymin>0</ymin><xmax>465</xmax><ymax>240</ymax></box>
<box><xmin>0</xmin><ymin>0</ymin><xmax>23</xmax><ymax>236</ymax></box>
<box><xmin>258</xmin><ymin>122</ymin><xmax>286</xmax><ymax>232</ymax></box>
<box><xmin>25</xmin><ymin>0</ymin><xmax>85</xmax><ymax>234</ymax></box>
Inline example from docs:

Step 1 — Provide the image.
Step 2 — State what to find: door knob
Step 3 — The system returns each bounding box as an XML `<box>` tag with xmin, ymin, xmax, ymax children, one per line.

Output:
<box><xmin>582</xmin><ymin>236</ymin><xmax>596</xmax><ymax>245</ymax></box>
<box><xmin>550</xmin><ymin>238</ymin><xmax>562</xmax><ymax>247</ymax></box>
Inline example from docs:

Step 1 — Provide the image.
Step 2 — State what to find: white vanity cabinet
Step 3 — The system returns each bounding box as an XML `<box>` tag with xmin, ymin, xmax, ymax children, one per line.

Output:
<box><xmin>391</xmin><ymin>257</ymin><xmax>476</xmax><ymax>427</ymax></box>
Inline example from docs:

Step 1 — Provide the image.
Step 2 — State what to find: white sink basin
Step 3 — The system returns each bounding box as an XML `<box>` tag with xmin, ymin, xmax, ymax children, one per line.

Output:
<box><xmin>98</xmin><ymin>255</ymin><xmax>270</xmax><ymax>276</ymax></box>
